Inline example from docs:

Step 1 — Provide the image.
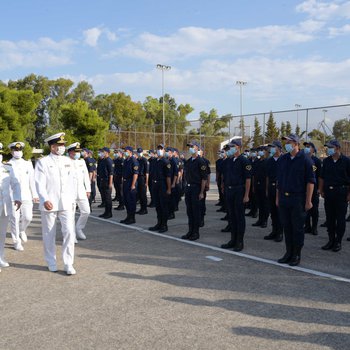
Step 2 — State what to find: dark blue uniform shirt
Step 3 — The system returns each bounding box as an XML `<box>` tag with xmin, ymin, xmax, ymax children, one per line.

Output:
<box><xmin>184</xmin><ymin>156</ymin><xmax>207</xmax><ymax>184</ymax></box>
<box><xmin>113</xmin><ymin>157</ymin><xmax>124</xmax><ymax>176</ymax></box>
<box><xmin>97</xmin><ymin>157</ymin><xmax>114</xmax><ymax>180</ymax></box>
<box><xmin>222</xmin><ymin>155</ymin><xmax>252</xmax><ymax>186</ymax></box>
<box><xmin>123</xmin><ymin>157</ymin><xmax>139</xmax><ymax>179</ymax></box>
<box><xmin>277</xmin><ymin>151</ymin><xmax>315</xmax><ymax>194</ymax></box>
<box><xmin>266</xmin><ymin>156</ymin><xmax>280</xmax><ymax>184</ymax></box>
<box><xmin>85</xmin><ymin>157</ymin><xmax>96</xmax><ymax>173</ymax></box>
<box><xmin>169</xmin><ymin>157</ymin><xmax>179</xmax><ymax>182</ymax></box>
<box><xmin>151</xmin><ymin>157</ymin><xmax>171</xmax><ymax>181</ymax></box>
<box><xmin>137</xmin><ymin>156</ymin><xmax>149</xmax><ymax>177</ymax></box>
<box><xmin>320</xmin><ymin>154</ymin><xmax>350</xmax><ymax>186</ymax></box>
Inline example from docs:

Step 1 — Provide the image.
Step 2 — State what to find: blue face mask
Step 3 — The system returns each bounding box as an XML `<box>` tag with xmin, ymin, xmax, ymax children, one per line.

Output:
<box><xmin>114</xmin><ymin>153</ymin><xmax>119</xmax><ymax>158</ymax></box>
<box><xmin>124</xmin><ymin>151</ymin><xmax>130</xmax><ymax>157</ymax></box>
<box><xmin>285</xmin><ymin>143</ymin><xmax>294</xmax><ymax>153</ymax></box>
<box><xmin>251</xmin><ymin>152</ymin><xmax>257</xmax><ymax>158</ymax></box>
<box><xmin>74</xmin><ymin>153</ymin><xmax>81</xmax><ymax>160</ymax></box>
<box><xmin>270</xmin><ymin>147</ymin><xmax>276</xmax><ymax>156</ymax></box>
<box><xmin>304</xmin><ymin>147</ymin><xmax>311</xmax><ymax>154</ymax></box>
<box><xmin>327</xmin><ymin>148</ymin><xmax>335</xmax><ymax>156</ymax></box>
<box><xmin>189</xmin><ymin>147</ymin><xmax>196</xmax><ymax>155</ymax></box>
<box><xmin>157</xmin><ymin>149</ymin><xmax>164</xmax><ymax>157</ymax></box>
<box><xmin>164</xmin><ymin>152</ymin><xmax>169</xmax><ymax>158</ymax></box>
<box><xmin>258</xmin><ymin>150</ymin><xmax>264</xmax><ymax>157</ymax></box>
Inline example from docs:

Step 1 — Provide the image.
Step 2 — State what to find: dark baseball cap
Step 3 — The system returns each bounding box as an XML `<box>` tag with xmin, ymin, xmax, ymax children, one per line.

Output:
<box><xmin>303</xmin><ymin>142</ymin><xmax>317</xmax><ymax>152</ymax></box>
<box><xmin>187</xmin><ymin>140</ymin><xmax>200</xmax><ymax>148</ymax></box>
<box><xmin>268</xmin><ymin>140</ymin><xmax>282</xmax><ymax>149</ymax></box>
<box><xmin>124</xmin><ymin>146</ymin><xmax>133</xmax><ymax>152</ymax></box>
<box><xmin>102</xmin><ymin>147</ymin><xmax>110</xmax><ymax>153</ymax></box>
<box><xmin>137</xmin><ymin>147</ymin><xmax>143</xmax><ymax>153</ymax></box>
<box><xmin>282</xmin><ymin>134</ymin><xmax>300</xmax><ymax>143</ymax></box>
<box><xmin>324</xmin><ymin>139</ymin><xmax>340</xmax><ymax>148</ymax></box>
<box><xmin>229</xmin><ymin>139</ymin><xmax>242</xmax><ymax>147</ymax></box>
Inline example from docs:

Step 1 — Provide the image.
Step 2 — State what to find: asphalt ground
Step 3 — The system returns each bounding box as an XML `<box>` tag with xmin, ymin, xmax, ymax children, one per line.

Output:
<box><xmin>1</xmin><ymin>188</ymin><xmax>350</xmax><ymax>350</ymax></box>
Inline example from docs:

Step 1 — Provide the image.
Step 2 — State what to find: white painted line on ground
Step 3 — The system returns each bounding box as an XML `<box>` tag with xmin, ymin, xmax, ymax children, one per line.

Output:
<box><xmin>206</xmin><ymin>256</ymin><xmax>223</xmax><ymax>262</ymax></box>
<box><xmin>90</xmin><ymin>215</ymin><xmax>350</xmax><ymax>284</ymax></box>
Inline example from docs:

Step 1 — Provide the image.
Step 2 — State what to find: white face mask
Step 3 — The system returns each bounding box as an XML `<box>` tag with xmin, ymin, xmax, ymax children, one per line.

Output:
<box><xmin>57</xmin><ymin>146</ymin><xmax>66</xmax><ymax>156</ymax></box>
<box><xmin>74</xmin><ymin>152</ymin><xmax>81</xmax><ymax>160</ymax></box>
<box><xmin>13</xmin><ymin>151</ymin><xmax>23</xmax><ymax>159</ymax></box>
<box><xmin>157</xmin><ymin>149</ymin><xmax>164</xmax><ymax>157</ymax></box>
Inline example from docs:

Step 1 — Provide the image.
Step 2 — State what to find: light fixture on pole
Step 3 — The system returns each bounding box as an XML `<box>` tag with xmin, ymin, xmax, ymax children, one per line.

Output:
<box><xmin>156</xmin><ymin>64</ymin><xmax>171</xmax><ymax>145</ymax></box>
<box><xmin>236</xmin><ymin>80</ymin><xmax>247</xmax><ymax>138</ymax></box>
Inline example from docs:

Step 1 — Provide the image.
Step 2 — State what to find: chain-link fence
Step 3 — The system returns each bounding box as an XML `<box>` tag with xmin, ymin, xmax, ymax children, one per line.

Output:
<box><xmin>105</xmin><ymin>103</ymin><xmax>350</xmax><ymax>163</ymax></box>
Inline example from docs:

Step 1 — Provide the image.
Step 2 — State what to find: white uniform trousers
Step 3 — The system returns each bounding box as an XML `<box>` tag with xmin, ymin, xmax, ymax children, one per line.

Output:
<box><xmin>41</xmin><ymin>210</ymin><xmax>75</xmax><ymax>268</ymax></box>
<box><xmin>74</xmin><ymin>198</ymin><xmax>90</xmax><ymax>234</ymax></box>
<box><xmin>0</xmin><ymin>214</ymin><xmax>10</xmax><ymax>262</ymax></box>
<box><xmin>10</xmin><ymin>200</ymin><xmax>33</xmax><ymax>243</ymax></box>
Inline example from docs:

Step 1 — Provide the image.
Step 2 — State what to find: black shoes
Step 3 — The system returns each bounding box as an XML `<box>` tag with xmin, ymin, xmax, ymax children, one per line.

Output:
<box><xmin>274</xmin><ymin>233</ymin><xmax>283</xmax><ymax>242</ymax></box>
<box><xmin>304</xmin><ymin>226</ymin><xmax>312</xmax><ymax>233</ymax></box>
<box><xmin>321</xmin><ymin>241</ymin><xmax>334</xmax><ymax>250</ymax></box>
<box><xmin>97</xmin><ymin>203</ymin><xmax>105</xmax><ymax>208</ymax></box>
<box><xmin>158</xmin><ymin>225</ymin><xmax>168</xmax><ymax>233</ymax></box>
<box><xmin>264</xmin><ymin>232</ymin><xmax>276</xmax><ymax>240</ymax></box>
<box><xmin>114</xmin><ymin>205</ymin><xmax>125</xmax><ymax>211</ymax></box>
<box><xmin>99</xmin><ymin>212</ymin><xmax>112</xmax><ymax>219</ymax></box>
<box><xmin>252</xmin><ymin>221</ymin><xmax>262</xmax><ymax>227</ymax></box>
<box><xmin>137</xmin><ymin>209</ymin><xmax>148</xmax><ymax>215</ymax></box>
<box><xmin>320</xmin><ymin>221</ymin><xmax>327</xmax><ymax>227</ymax></box>
<box><xmin>260</xmin><ymin>221</ymin><xmax>267</xmax><ymax>228</ymax></box>
<box><xmin>332</xmin><ymin>242</ymin><xmax>342</xmax><ymax>252</ymax></box>
<box><xmin>289</xmin><ymin>255</ymin><xmax>301</xmax><ymax>266</ymax></box>
<box><xmin>189</xmin><ymin>234</ymin><xmax>199</xmax><ymax>241</ymax></box>
<box><xmin>311</xmin><ymin>228</ymin><xmax>318</xmax><ymax>236</ymax></box>
<box><xmin>168</xmin><ymin>213</ymin><xmax>175</xmax><ymax>220</ymax></box>
<box><xmin>149</xmin><ymin>223</ymin><xmax>161</xmax><ymax>231</ymax></box>
<box><xmin>233</xmin><ymin>242</ymin><xmax>243</xmax><ymax>252</ymax></box>
<box><xmin>221</xmin><ymin>241</ymin><xmax>235</xmax><ymax>249</ymax></box>
<box><xmin>199</xmin><ymin>219</ymin><xmax>204</xmax><ymax>227</ymax></box>
<box><xmin>181</xmin><ymin>232</ymin><xmax>192</xmax><ymax>240</ymax></box>
<box><xmin>221</xmin><ymin>225</ymin><xmax>231</xmax><ymax>233</ymax></box>
<box><xmin>278</xmin><ymin>252</ymin><xmax>292</xmax><ymax>264</ymax></box>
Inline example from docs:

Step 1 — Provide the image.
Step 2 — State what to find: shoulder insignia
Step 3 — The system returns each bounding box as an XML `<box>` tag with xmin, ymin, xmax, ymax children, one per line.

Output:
<box><xmin>246</xmin><ymin>165</ymin><xmax>252</xmax><ymax>171</ymax></box>
<box><xmin>133</xmin><ymin>166</ymin><xmax>139</xmax><ymax>170</ymax></box>
<box><xmin>167</xmin><ymin>164</ymin><xmax>171</xmax><ymax>169</ymax></box>
<box><xmin>312</xmin><ymin>165</ymin><xmax>317</xmax><ymax>172</ymax></box>
<box><xmin>201</xmin><ymin>165</ymin><xmax>206</xmax><ymax>171</ymax></box>
<box><xmin>89</xmin><ymin>163</ymin><xmax>93</xmax><ymax>166</ymax></box>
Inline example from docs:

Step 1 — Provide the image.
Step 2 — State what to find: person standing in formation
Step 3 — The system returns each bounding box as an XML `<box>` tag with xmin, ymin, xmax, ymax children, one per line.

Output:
<box><xmin>67</xmin><ymin>143</ymin><xmax>91</xmax><ymax>240</ymax></box>
<box><xmin>113</xmin><ymin>149</ymin><xmax>125</xmax><ymax>211</ymax></box>
<box><xmin>0</xmin><ymin>142</ymin><xmax>22</xmax><ymax>271</ymax></box>
<box><xmin>8</xmin><ymin>142</ymin><xmax>38</xmax><ymax>251</ymax></box>
<box><xmin>34</xmin><ymin>132</ymin><xmax>77</xmax><ymax>275</ymax></box>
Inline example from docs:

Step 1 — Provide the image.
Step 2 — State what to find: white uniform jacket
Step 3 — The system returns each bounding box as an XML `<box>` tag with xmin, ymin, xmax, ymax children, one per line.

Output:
<box><xmin>8</xmin><ymin>158</ymin><xmax>38</xmax><ymax>201</ymax></box>
<box><xmin>0</xmin><ymin>163</ymin><xmax>21</xmax><ymax>216</ymax></box>
<box><xmin>72</xmin><ymin>158</ymin><xmax>91</xmax><ymax>200</ymax></box>
<box><xmin>34</xmin><ymin>153</ymin><xmax>75</xmax><ymax>212</ymax></box>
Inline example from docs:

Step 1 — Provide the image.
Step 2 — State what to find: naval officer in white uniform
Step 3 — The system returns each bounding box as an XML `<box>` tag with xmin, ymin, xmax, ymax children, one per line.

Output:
<box><xmin>8</xmin><ymin>142</ymin><xmax>39</xmax><ymax>251</ymax></box>
<box><xmin>67</xmin><ymin>142</ymin><xmax>91</xmax><ymax>240</ymax></box>
<box><xmin>34</xmin><ymin>133</ymin><xmax>77</xmax><ymax>275</ymax></box>
<box><xmin>0</xmin><ymin>142</ymin><xmax>22</xmax><ymax>271</ymax></box>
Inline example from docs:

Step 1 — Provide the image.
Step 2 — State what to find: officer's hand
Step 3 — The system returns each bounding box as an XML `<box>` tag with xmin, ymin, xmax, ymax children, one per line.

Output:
<box><xmin>109</xmin><ymin>184</ymin><xmax>113</xmax><ymax>190</ymax></box>
<box><xmin>305</xmin><ymin>201</ymin><xmax>313</xmax><ymax>211</ymax></box>
<box><xmin>199</xmin><ymin>192</ymin><xmax>204</xmax><ymax>200</ymax></box>
<box><xmin>14</xmin><ymin>200</ymin><xmax>22</xmax><ymax>211</ymax></box>
<box><xmin>33</xmin><ymin>197</ymin><xmax>39</xmax><ymax>203</ymax></box>
<box><xmin>44</xmin><ymin>201</ymin><xmax>53</xmax><ymax>211</ymax></box>
<box><xmin>171</xmin><ymin>184</ymin><xmax>175</xmax><ymax>189</ymax></box>
<box><xmin>276</xmin><ymin>198</ymin><xmax>279</xmax><ymax>207</ymax></box>
<box><xmin>243</xmin><ymin>195</ymin><xmax>249</xmax><ymax>204</ymax></box>
<box><xmin>166</xmin><ymin>189</ymin><xmax>171</xmax><ymax>195</ymax></box>
<box><xmin>320</xmin><ymin>191</ymin><xmax>325</xmax><ymax>198</ymax></box>
<box><xmin>86</xmin><ymin>192</ymin><xmax>91</xmax><ymax>198</ymax></box>
<box><xmin>131</xmin><ymin>186</ymin><xmax>136</xmax><ymax>191</ymax></box>
<box><xmin>347</xmin><ymin>193</ymin><xmax>350</xmax><ymax>202</ymax></box>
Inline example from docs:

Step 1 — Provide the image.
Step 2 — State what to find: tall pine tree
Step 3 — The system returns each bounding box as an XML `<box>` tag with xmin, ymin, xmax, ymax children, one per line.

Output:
<box><xmin>265</xmin><ymin>112</ymin><xmax>279</xmax><ymax>143</ymax></box>
<box><xmin>253</xmin><ymin>117</ymin><xmax>263</xmax><ymax>147</ymax></box>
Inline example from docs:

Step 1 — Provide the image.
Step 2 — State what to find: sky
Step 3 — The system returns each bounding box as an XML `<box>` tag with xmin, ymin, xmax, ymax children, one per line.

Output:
<box><xmin>1</xmin><ymin>0</ymin><xmax>350</xmax><ymax>132</ymax></box>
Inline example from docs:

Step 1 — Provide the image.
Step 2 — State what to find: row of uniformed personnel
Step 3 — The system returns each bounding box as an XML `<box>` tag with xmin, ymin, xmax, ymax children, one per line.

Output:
<box><xmin>215</xmin><ymin>134</ymin><xmax>350</xmax><ymax>266</ymax></box>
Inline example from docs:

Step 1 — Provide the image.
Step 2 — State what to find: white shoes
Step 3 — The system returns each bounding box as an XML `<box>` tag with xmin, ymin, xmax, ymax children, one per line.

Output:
<box><xmin>0</xmin><ymin>260</ymin><xmax>10</xmax><ymax>268</ymax></box>
<box><xmin>64</xmin><ymin>265</ymin><xmax>76</xmax><ymax>275</ymax></box>
<box><xmin>14</xmin><ymin>242</ymin><xmax>24</xmax><ymax>251</ymax></box>
<box><xmin>20</xmin><ymin>231</ymin><xmax>28</xmax><ymax>242</ymax></box>
<box><xmin>76</xmin><ymin>230</ymin><xmax>86</xmax><ymax>240</ymax></box>
<box><xmin>48</xmin><ymin>265</ymin><xmax>58</xmax><ymax>272</ymax></box>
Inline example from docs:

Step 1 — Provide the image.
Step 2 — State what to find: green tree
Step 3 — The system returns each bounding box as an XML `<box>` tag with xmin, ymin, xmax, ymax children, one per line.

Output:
<box><xmin>333</xmin><ymin>118</ymin><xmax>350</xmax><ymax>140</ymax></box>
<box><xmin>0</xmin><ymin>86</ymin><xmax>41</xmax><ymax>158</ymax></box>
<box><xmin>68</xmin><ymin>81</ymin><xmax>95</xmax><ymax>105</ymax></box>
<box><xmin>265</xmin><ymin>112</ymin><xmax>279</xmax><ymax>143</ymax></box>
<box><xmin>280</xmin><ymin>122</ymin><xmax>286</xmax><ymax>136</ymax></box>
<box><xmin>253</xmin><ymin>117</ymin><xmax>263</xmax><ymax>147</ymax></box>
<box><xmin>286</xmin><ymin>121</ymin><xmax>292</xmax><ymax>135</ymax></box>
<box><xmin>60</xmin><ymin>100</ymin><xmax>109</xmax><ymax>150</ymax></box>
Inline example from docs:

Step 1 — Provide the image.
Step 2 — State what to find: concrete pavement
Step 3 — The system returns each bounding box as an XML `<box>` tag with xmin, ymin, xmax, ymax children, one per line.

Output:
<box><xmin>1</xmin><ymin>191</ymin><xmax>350</xmax><ymax>350</ymax></box>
